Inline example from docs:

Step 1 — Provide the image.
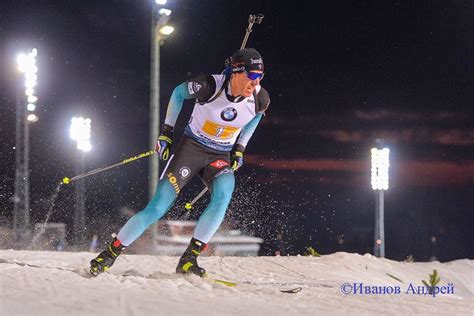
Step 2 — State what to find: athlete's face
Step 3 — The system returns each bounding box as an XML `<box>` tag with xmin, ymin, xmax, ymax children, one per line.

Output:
<box><xmin>231</xmin><ymin>71</ymin><xmax>264</xmax><ymax>97</ymax></box>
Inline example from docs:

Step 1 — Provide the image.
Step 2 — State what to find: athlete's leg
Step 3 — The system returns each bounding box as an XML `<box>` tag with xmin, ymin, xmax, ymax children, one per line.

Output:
<box><xmin>90</xmin><ymin>178</ymin><xmax>177</xmax><ymax>275</ymax></box>
<box><xmin>176</xmin><ymin>171</ymin><xmax>235</xmax><ymax>276</ymax></box>
<box><xmin>117</xmin><ymin>179</ymin><xmax>176</xmax><ymax>246</ymax></box>
<box><xmin>193</xmin><ymin>172</ymin><xmax>235</xmax><ymax>243</ymax></box>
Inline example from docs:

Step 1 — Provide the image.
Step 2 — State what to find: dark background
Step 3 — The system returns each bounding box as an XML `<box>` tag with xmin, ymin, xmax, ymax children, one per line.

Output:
<box><xmin>1</xmin><ymin>1</ymin><xmax>472</xmax><ymax>261</ymax></box>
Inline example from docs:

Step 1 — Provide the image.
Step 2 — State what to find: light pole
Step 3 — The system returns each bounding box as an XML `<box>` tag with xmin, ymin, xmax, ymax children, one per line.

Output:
<box><xmin>13</xmin><ymin>48</ymin><xmax>39</xmax><ymax>248</ymax></box>
<box><xmin>149</xmin><ymin>1</ymin><xmax>174</xmax><ymax>199</ymax></box>
<box><xmin>149</xmin><ymin>1</ymin><xmax>174</xmax><ymax>254</ymax></box>
<box><xmin>371</xmin><ymin>139</ymin><xmax>390</xmax><ymax>258</ymax></box>
<box><xmin>70</xmin><ymin>117</ymin><xmax>92</xmax><ymax>249</ymax></box>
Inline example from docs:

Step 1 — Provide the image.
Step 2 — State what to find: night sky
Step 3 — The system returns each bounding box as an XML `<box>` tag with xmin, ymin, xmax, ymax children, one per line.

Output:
<box><xmin>1</xmin><ymin>1</ymin><xmax>473</xmax><ymax>261</ymax></box>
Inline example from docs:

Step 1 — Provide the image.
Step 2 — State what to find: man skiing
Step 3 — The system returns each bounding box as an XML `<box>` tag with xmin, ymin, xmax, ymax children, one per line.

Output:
<box><xmin>90</xmin><ymin>48</ymin><xmax>270</xmax><ymax>277</ymax></box>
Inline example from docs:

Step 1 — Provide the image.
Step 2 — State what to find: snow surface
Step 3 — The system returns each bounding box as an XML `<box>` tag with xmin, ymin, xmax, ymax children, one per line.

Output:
<box><xmin>0</xmin><ymin>250</ymin><xmax>472</xmax><ymax>315</ymax></box>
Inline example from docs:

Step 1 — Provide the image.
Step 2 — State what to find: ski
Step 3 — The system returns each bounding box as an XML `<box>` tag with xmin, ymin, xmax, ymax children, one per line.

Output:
<box><xmin>211</xmin><ymin>277</ymin><xmax>237</xmax><ymax>287</ymax></box>
<box><xmin>203</xmin><ymin>273</ymin><xmax>237</xmax><ymax>286</ymax></box>
<box><xmin>280</xmin><ymin>287</ymin><xmax>302</xmax><ymax>294</ymax></box>
<box><xmin>86</xmin><ymin>265</ymin><xmax>299</xmax><ymax>293</ymax></box>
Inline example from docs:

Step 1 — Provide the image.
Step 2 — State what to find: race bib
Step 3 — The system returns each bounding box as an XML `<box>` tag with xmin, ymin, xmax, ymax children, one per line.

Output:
<box><xmin>202</xmin><ymin>120</ymin><xmax>238</xmax><ymax>139</ymax></box>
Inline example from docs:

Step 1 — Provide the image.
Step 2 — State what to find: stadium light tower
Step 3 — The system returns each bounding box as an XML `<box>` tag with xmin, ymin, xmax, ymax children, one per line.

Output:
<box><xmin>70</xmin><ymin>117</ymin><xmax>92</xmax><ymax>249</ymax></box>
<box><xmin>148</xmin><ymin>0</ymin><xmax>175</xmax><ymax>254</ymax></box>
<box><xmin>149</xmin><ymin>0</ymin><xmax>174</xmax><ymax>200</ymax></box>
<box><xmin>371</xmin><ymin>139</ymin><xmax>390</xmax><ymax>258</ymax></box>
<box><xmin>13</xmin><ymin>48</ymin><xmax>39</xmax><ymax>247</ymax></box>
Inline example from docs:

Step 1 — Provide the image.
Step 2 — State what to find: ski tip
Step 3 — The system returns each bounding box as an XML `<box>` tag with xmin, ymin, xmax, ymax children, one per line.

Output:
<box><xmin>213</xmin><ymin>279</ymin><xmax>237</xmax><ymax>287</ymax></box>
<box><xmin>280</xmin><ymin>287</ymin><xmax>302</xmax><ymax>294</ymax></box>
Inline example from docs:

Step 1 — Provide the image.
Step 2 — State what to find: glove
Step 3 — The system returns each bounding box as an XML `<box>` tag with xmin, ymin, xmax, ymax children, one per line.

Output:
<box><xmin>155</xmin><ymin>124</ymin><xmax>174</xmax><ymax>161</ymax></box>
<box><xmin>231</xmin><ymin>144</ymin><xmax>245</xmax><ymax>171</ymax></box>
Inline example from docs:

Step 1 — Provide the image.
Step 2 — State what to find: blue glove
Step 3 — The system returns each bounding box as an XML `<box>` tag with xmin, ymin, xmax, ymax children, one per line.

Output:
<box><xmin>231</xmin><ymin>144</ymin><xmax>245</xmax><ymax>171</ymax></box>
<box><xmin>155</xmin><ymin>124</ymin><xmax>174</xmax><ymax>161</ymax></box>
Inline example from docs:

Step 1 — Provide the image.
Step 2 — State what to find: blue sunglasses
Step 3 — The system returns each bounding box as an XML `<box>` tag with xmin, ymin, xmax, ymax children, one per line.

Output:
<box><xmin>246</xmin><ymin>71</ymin><xmax>264</xmax><ymax>81</ymax></box>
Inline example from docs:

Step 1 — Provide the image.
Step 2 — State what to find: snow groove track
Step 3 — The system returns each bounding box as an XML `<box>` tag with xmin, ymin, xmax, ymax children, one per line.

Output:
<box><xmin>0</xmin><ymin>250</ymin><xmax>472</xmax><ymax>316</ymax></box>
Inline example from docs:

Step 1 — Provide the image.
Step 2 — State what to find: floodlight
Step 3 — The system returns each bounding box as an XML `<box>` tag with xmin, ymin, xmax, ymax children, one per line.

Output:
<box><xmin>70</xmin><ymin>117</ymin><xmax>92</xmax><ymax>152</ymax></box>
<box><xmin>159</xmin><ymin>8</ymin><xmax>172</xmax><ymax>16</ymax></box>
<box><xmin>27</xmin><ymin>95</ymin><xmax>38</xmax><ymax>103</ymax></box>
<box><xmin>371</xmin><ymin>147</ymin><xmax>390</xmax><ymax>190</ymax></box>
<box><xmin>159</xmin><ymin>25</ymin><xmax>174</xmax><ymax>35</ymax></box>
<box><xmin>27</xmin><ymin>103</ymin><xmax>36</xmax><ymax>111</ymax></box>
<box><xmin>27</xmin><ymin>113</ymin><xmax>39</xmax><ymax>122</ymax></box>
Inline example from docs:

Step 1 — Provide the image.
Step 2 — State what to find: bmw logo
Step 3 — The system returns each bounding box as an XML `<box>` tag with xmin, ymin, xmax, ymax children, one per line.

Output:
<box><xmin>221</xmin><ymin>107</ymin><xmax>237</xmax><ymax>122</ymax></box>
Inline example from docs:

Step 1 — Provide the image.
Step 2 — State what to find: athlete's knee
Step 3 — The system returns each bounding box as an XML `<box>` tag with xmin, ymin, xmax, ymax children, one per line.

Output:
<box><xmin>211</xmin><ymin>189</ymin><xmax>232</xmax><ymax>204</ymax></box>
<box><xmin>147</xmin><ymin>179</ymin><xmax>177</xmax><ymax>212</ymax></box>
<box><xmin>211</xmin><ymin>173</ymin><xmax>235</xmax><ymax>203</ymax></box>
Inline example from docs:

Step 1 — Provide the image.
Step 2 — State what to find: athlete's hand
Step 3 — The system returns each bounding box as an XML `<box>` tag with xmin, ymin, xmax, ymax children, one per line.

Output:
<box><xmin>231</xmin><ymin>144</ymin><xmax>245</xmax><ymax>171</ymax></box>
<box><xmin>156</xmin><ymin>124</ymin><xmax>174</xmax><ymax>161</ymax></box>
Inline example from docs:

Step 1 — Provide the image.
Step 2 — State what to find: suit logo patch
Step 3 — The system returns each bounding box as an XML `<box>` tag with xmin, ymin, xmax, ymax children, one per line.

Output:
<box><xmin>166</xmin><ymin>173</ymin><xmax>180</xmax><ymax>193</ymax></box>
<box><xmin>210</xmin><ymin>160</ymin><xmax>229</xmax><ymax>168</ymax></box>
<box><xmin>187</xmin><ymin>82</ymin><xmax>202</xmax><ymax>94</ymax></box>
<box><xmin>179</xmin><ymin>167</ymin><xmax>190</xmax><ymax>179</ymax></box>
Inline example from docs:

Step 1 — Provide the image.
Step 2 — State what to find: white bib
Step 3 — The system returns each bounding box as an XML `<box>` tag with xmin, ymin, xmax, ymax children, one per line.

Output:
<box><xmin>186</xmin><ymin>74</ymin><xmax>260</xmax><ymax>151</ymax></box>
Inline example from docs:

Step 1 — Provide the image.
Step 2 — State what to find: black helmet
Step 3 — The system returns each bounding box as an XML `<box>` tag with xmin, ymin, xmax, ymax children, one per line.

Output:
<box><xmin>225</xmin><ymin>48</ymin><xmax>264</xmax><ymax>74</ymax></box>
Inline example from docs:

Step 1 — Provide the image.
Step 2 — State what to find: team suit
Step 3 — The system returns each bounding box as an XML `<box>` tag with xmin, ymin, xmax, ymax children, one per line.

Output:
<box><xmin>90</xmin><ymin>48</ymin><xmax>270</xmax><ymax>277</ymax></box>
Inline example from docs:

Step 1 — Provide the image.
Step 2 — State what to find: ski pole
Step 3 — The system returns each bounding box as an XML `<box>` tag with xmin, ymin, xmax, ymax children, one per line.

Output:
<box><xmin>240</xmin><ymin>14</ymin><xmax>264</xmax><ymax>49</ymax></box>
<box><xmin>61</xmin><ymin>150</ymin><xmax>156</xmax><ymax>185</ymax></box>
<box><xmin>184</xmin><ymin>186</ymin><xmax>209</xmax><ymax>210</ymax></box>
<box><xmin>184</xmin><ymin>166</ymin><xmax>241</xmax><ymax>211</ymax></box>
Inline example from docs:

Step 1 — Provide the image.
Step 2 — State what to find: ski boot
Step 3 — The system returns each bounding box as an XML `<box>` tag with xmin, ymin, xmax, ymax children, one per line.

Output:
<box><xmin>176</xmin><ymin>237</ymin><xmax>207</xmax><ymax>277</ymax></box>
<box><xmin>89</xmin><ymin>236</ymin><xmax>125</xmax><ymax>276</ymax></box>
